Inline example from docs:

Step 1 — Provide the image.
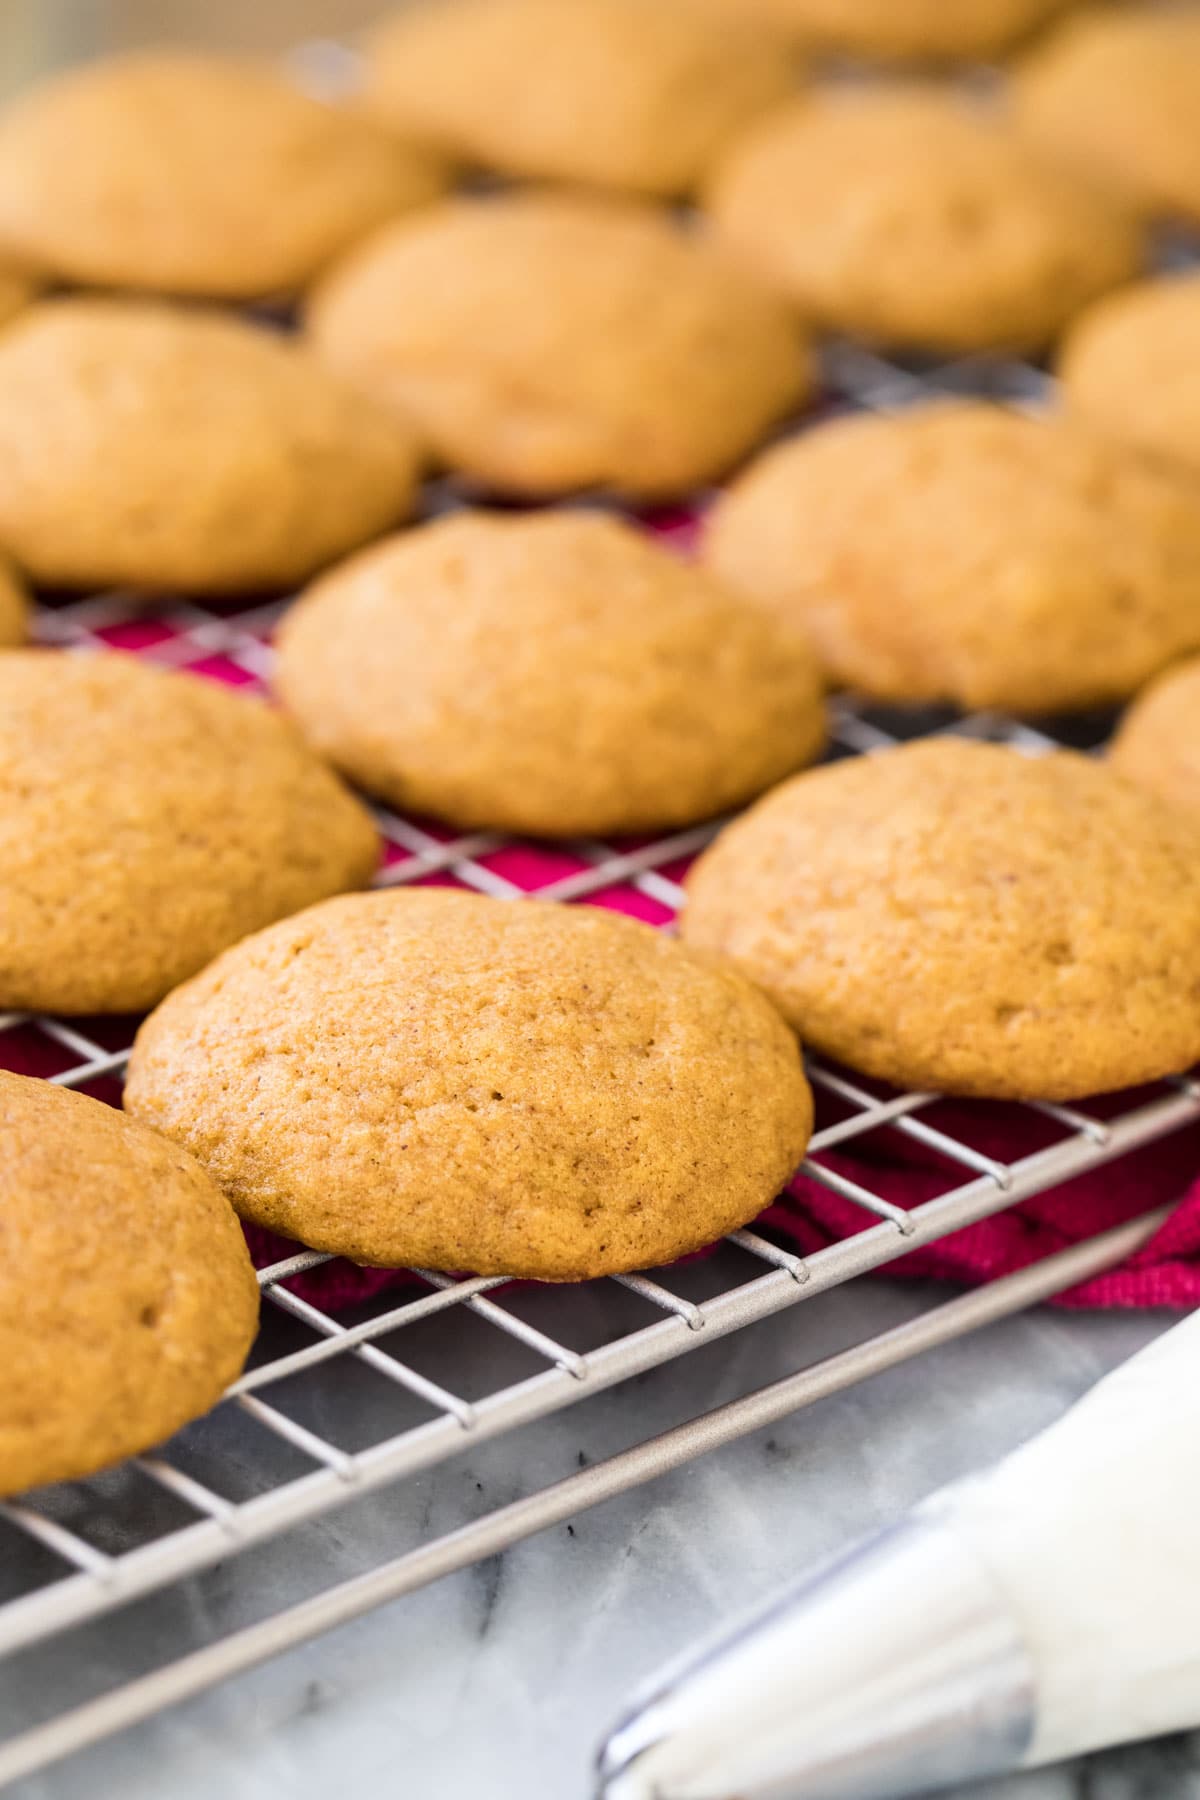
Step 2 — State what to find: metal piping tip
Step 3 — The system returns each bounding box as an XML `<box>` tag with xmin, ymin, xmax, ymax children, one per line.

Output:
<box><xmin>596</xmin><ymin>1516</ymin><xmax>1036</xmax><ymax>1800</ymax></box>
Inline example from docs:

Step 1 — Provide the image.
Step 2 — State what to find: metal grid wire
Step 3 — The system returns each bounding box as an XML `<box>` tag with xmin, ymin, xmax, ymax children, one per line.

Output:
<box><xmin>2</xmin><ymin>331</ymin><xmax>1200</xmax><ymax>1781</ymax></box>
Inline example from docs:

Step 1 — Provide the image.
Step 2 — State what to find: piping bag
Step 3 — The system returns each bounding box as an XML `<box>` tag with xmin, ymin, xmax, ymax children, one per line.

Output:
<box><xmin>597</xmin><ymin>1308</ymin><xmax>1200</xmax><ymax>1800</ymax></box>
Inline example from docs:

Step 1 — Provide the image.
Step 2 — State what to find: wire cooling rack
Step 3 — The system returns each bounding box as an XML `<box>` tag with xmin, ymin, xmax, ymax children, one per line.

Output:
<box><xmin>2</xmin><ymin>334</ymin><xmax>1200</xmax><ymax>1788</ymax></box>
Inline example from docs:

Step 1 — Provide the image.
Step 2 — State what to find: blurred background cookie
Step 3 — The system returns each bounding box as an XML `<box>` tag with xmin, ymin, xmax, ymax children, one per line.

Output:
<box><xmin>361</xmin><ymin>0</ymin><xmax>797</xmax><ymax>198</ymax></box>
<box><xmin>0</xmin><ymin>297</ymin><xmax>420</xmax><ymax>593</ymax></box>
<box><xmin>275</xmin><ymin>509</ymin><xmax>826</xmax><ymax>836</ymax></box>
<box><xmin>306</xmin><ymin>191</ymin><xmax>811</xmax><ymax>498</ymax></box>
<box><xmin>705</xmin><ymin>84</ymin><xmax>1142</xmax><ymax>353</ymax></box>
<box><xmin>1013</xmin><ymin>8</ymin><xmax>1200</xmax><ymax>224</ymax></box>
<box><xmin>706</xmin><ymin>401</ymin><xmax>1200</xmax><ymax>714</ymax></box>
<box><xmin>1111</xmin><ymin>657</ymin><xmax>1200</xmax><ymax>820</ymax></box>
<box><xmin>682</xmin><ymin>740</ymin><xmax>1200</xmax><ymax>1101</ymax></box>
<box><xmin>0</xmin><ymin>1071</ymin><xmax>258</xmax><ymax>1496</ymax></box>
<box><xmin>687</xmin><ymin>0</ymin><xmax>1078</xmax><ymax>62</ymax></box>
<box><xmin>0</xmin><ymin>50</ymin><xmax>447</xmax><ymax>298</ymax></box>
<box><xmin>125</xmin><ymin>889</ymin><xmax>813</xmax><ymax>1280</ymax></box>
<box><xmin>0</xmin><ymin>652</ymin><xmax>378</xmax><ymax>1014</ymax></box>
<box><xmin>1059</xmin><ymin>273</ymin><xmax>1200</xmax><ymax>480</ymax></box>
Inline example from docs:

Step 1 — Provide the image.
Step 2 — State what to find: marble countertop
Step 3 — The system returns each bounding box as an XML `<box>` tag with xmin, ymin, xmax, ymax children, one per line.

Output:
<box><xmin>7</xmin><ymin>1272</ymin><xmax>1199</xmax><ymax>1800</ymax></box>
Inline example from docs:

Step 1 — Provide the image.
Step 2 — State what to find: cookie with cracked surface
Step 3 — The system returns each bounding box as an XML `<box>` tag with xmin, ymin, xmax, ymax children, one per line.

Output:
<box><xmin>686</xmin><ymin>0</ymin><xmax>1077</xmax><ymax>60</ymax></box>
<box><xmin>0</xmin><ymin>651</ymin><xmax>379</xmax><ymax>1014</ymax></box>
<box><xmin>361</xmin><ymin>0</ymin><xmax>796</xmax><ymax>197</ymax></box>
<box><xmin>705</xmin><ymin>402</ymin><xmax>1200</xmax><ymax>714</ymax></box>
<box><xmin>705</xmin><ymin>86</ymin><xmax>1141</xmax><ymax>353</ymax></box>
<box><xmin>307</xmin><ymin>191</ymin><xmax>810</xmax><ymax>498</ymax></box>
<box><xmin>0</xmin><ymin>298</ymin><xmax>419</xmax><ymax>594</ymax></box>
<box><xmin>0</xmin><ymin>558</ymin><xmax>27</xmax><ymax>648</ymax></box>
<box><xmin>274</xmin><ymin>509</ymin><xmax>826</xmax><ymax>837</ymax></box>
<box><xmin>681</xmin><ymin>739</ymin><xmax>1200</xmax><ymax>1101</ymax></box>
<box><xmin>1111</xmin><ymin>658</ymin><xmax>1200</xmax><ymax>822</ymax></box>
<box><xmin>124</xmin><ymin>889</ymin><xmax>813</xmax><ymax>1280</ymax></box>
<box><xmin>1013</xmin><ymin>9</ymin><xmax>1200</xmax><ymax>225</ymax></box>
<box><xmin>1059</xmin><ymin>274</ymin><xmax>1200</xmax><ymax>481</ymax></box>
<box><xmin>0</xmin><ymin>1071</ymin><xmax>258</xmax><ymax>1496</ymax></box>
<box><xmin>0</xmin><ymin>51</ymin><xmax>446</xmax><ymax>298</ymax></box>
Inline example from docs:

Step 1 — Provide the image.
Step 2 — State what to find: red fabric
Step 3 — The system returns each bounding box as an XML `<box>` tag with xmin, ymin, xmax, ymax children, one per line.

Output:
<box><xmin>777</xmin><ymin>1115</ymin><xmax>1200</xmax><ymax>1311</ymax></box>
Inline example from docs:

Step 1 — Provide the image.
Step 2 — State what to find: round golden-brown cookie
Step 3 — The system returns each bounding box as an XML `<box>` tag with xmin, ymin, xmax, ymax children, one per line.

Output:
<box><xmin>361</xmin><ymin>0</ymin><xmax>796</xmax><ymax>197</ymax></box>
<box><xmin>706</xmin><ymin>402</ymin><xmax>1200</xmax><ymax>714</ymax></box>
<box><xmin>275</xmin><ymin>509</ymin><xmax>826</xmax><ymax>837</ymax></box>
<box><xmin>682</xmin><ymin>740</ymin><xmax>1200</xmax><ymax>1101</ymax></box>
<box><xmin>125</xmin><ymin>889</ymin><xmax>813</xmax><ymax>1280</ymax></box>
<box><xmin>0</xmin><ymin>298</ymin><xmax>419</xmax><ymax>594</ymax></box>
<box><xmin>0</xmin><ymin>1071</ymin><xmax>258</xmax><ymax>1495</ymax></box>
<box><xmin>0</xmin><ymin>651</ymin><xmax>379</xmax><ymax>1015</ymax></box>
<box><xmin>705</xmin><ymin>86</ymin><xmax>1142</xmax><ymax>353</ymax></box>
<box><xmin>687</xmin><ymin>0</ymin><xmax>1076</xmax><ymax>60</ymax></box>
<box><xmin>1013</xmin><ymin>9</ymin><xmax>1200</xmax><ymax>224</ymax></box>
<box><xmin>1059</xmin><ymin>274</ymin><xmax>1200</xmax><ymax>480</ymax></box>
<box><xmin>0</xmin><ymin>558</ymin><xmax>27</xmax><ymax>648</ymax></box>
<box><xmin>1111</xmin><ymin>658</ymin><xmax>1200</xmax><ymax>821</ymax></box>
<box><xmin>0</xmin><ymin>51</ymin><xmax>447</xmax><ymax>299</ymax></box>
<box><xmin>307</xmin><ymin>191</ymin><xmax>810</xmax><ymax>498</ymax></box>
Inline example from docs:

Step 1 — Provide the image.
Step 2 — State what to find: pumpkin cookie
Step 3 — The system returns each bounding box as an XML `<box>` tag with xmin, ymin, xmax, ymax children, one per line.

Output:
<box><xmin>275</xmin><ymin>510</ymin><xmax>825</xmax><ymax>837</ymax></box>
<box><xmin>124</xmin><ymin>889</ymin><xmax>813</xmax><ymax>1280</ymax></box>
<box><xmin>1111</xmin><ymin>658</ymin><xmax>1200</xmax><ymax>821</ymax></box>
<box><xmin>0</xmin><ymin>558</ymin><xmax>26</xmax><ymax>648</ymax></box>
<box><xmin>1059</xmin><ymin>275</ymin><xmax>1200</xmax><ymax>481</ymax></box>
<box><xmin>0</xmin><ymin>298</ymin><xmax>419</xmax><ymax>594</ymax></box>
<box><xmin>706</xmin><ymin>402</ymin><xmax>1200</xmax><ymax>714</ymax></box>
<box><xmin>0</xmin><ymin>50</ymin><xmax>446</xmax><ymax>299</ymax></box>
<box><xmin>361</xmin><ymin>0</ymin><xmax>795</xmax><ymax>198</ymax></box>
<box><xmin>682</xmin><ymin>740</ymin><xmax>1200</xmax><ymax>1101</ymax></box>
<box><xmin>690</xmin><ymin>0</ymin><xmax>1075</xmax><ymax>60</ymax></box>
<box><xmin>1013</xmin><ymin>9</ymin><xmax>1200</xmax><ymax>225</ymax></box>
<box><xmin>307</xmin><ymin>191</ymin><xmax>810</xmax><ymax>498</ymax></box>
<box><xmin>705</xmin><ymin>86</ymin><xmax>1141</xmax><ymax>353</ymax></box>
<box><xmin>0</xmin><ymin>1071</ymin><xmax>258</xmax><ymax>1495</ymax></box>
<box><xmin>0</xmin><ymin>652</ymin><xmax>378</xmax><ymax>1015</ymax></box>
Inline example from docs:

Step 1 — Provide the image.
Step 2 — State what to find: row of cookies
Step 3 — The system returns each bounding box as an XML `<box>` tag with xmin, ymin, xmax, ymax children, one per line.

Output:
<box><xmin>0</xmin><ymin>250</ymin><xmax>1198</xmax><ymax>649</ymax></box>
<box><xmin>0</xmin><ymin>8</ymin><xmax>1194</xmax><ymax>358</ymax></box>
<box><xmin>5</xmin><ymin>423</ymin><xmax>1199</xmax><ymax>1002</ymax></box>
<box><xmin>359</xmin><ymin>1</ymin><xmax>1200</xmax><ymax>232</ymax></box>
<box><xmin>10</xmin><ymin>700</ymin><xmax>1200</xmax><ymax>1496</ymax></box>
<box><xmin>4</xmin><ymin>319</ymin><xmax>1199</xmax><ymax>818</ymax></box>
<box><xmin>269</xmin><ymin>364</ymin><xmax>1200</xmax><ymax>829</ymax></box>
<box><xmin>0</xmin><ymin>227</ymin><xmax>1197</xmax><ymax>628</ymax></box>
<box><xmin>0</xmin><ymin>13</ymin><xmax>1192</xmax><ymax>579</ymax></box>
<box><xmin>2</xmin><ymin>421</ymin><xmax>1197</xmax><ymax>1028</ymax></box>
<box><xmin>20</xmin><ymin>710</ymin><xmax>1200</xmax><ymax>1264</ymax></box>
<box><xmin>3</xmin><ymin>390</ymin><xmax>1197</xmax><ymax>1008</ymax></box>
<box><xmin>0</xmin><ymin>77</ymin><xmax>1192</xmax><ymax>578</ymax></box>
<box><xmin>0</xmin><ymin>4</ymin><xmax>1193</xmax><ymax>237</ymax></box>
